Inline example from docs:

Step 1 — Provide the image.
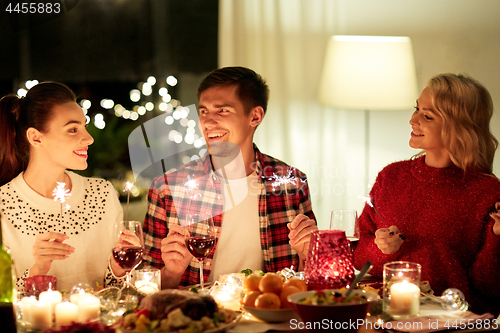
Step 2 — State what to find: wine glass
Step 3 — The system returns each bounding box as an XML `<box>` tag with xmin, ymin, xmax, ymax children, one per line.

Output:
<box><xmin>112</xmin><ymin>220</ymin><xmax>144</xmax><ymax>308</ymax></box>
<box><xmin>330</xmin><ymin>209</ymin><xmax>359</xmax><ymax>251</ymax></box>
<box><xmin>184</xmin><ymin>213</ymin><xmax>215</xmax><ymax>291</ymax></box>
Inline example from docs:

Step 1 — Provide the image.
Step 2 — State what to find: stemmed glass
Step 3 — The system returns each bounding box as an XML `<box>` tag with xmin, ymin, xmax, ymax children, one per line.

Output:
<box><xmin>184</xmin><ymin>213</ymin><xmax>215</xmax><ymax>291</ymax></box>
<box><xmin>330</xmin><ymin>209</ymin><xmax>359</xmax><ymax>251</ymax></box>
<box><xmin>112</xmin><ymin>220</ymin><xmax>144</xmax><ymax>307</ymax></box>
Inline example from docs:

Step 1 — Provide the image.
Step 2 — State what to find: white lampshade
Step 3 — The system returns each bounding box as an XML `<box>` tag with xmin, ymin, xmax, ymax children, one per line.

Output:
<box><xmin>318</xmin><ymin>35</ymin><xmax>418</xmax><ymax>110</ymax></box>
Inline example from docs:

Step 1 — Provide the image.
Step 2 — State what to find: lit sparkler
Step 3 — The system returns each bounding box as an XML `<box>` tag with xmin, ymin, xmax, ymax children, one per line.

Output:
<box><xmin>53</xmin><ymin>182</ymin><xmax>71</xmax><ymax>223</ymax></box>
<box><xmin>267</xmin><ymin>167</ymin><xmax>306</xmax><ymax>222</ymax></box>
<box><xmin>123</xmin><ymin>181</ymin><xmax>133</xmax><ymax>221</ymax></box>
<box><xmin>184</xmin><ymin>175</ymin><xmax>202</xmax><ymax>214</ymax></box>
<box><xmin>359</xmin><ymin>194</ymin><xmax>384</xmax><ymax>222</ymax></box>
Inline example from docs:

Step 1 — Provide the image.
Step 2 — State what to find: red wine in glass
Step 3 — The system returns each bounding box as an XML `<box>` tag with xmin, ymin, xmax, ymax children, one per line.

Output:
<box><xmin>184</xmin><ymin>213</ymin><xmax>215</xmax><ymax>291</ymax></box>
<box><xmin>112</xmin><ymin>247</ymin><xmax>144</xmax><ymax>271</ymax></box>
<box><xmin>113</xmin><ymin>220</ymin><xmax>144</xmax><ymax>309</ymax></box>
<box><xmin>185</xmin><ymin>236</ymin><xmax>215</xmax><ymax>260</ymax></box>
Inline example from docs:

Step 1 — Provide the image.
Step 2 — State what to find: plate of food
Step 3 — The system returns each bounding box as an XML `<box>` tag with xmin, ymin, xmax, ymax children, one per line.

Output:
<box><xmin>115</xmin><ymin>289</ymin><xmax>241</xmax><ymax>333</ymax></box>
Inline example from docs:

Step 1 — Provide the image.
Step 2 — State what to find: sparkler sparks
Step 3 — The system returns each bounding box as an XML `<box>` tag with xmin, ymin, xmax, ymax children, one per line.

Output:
<box><xmin>53</xmin><ymin>182</ymin><xmax>71</xmax><ymax>203</ymax></box>
<box><xmin>266</xmin><ymin>167</ymin><xmax>306</xmax><ymax>222</ymax></box>
<box><xmin>184</xmin><ymin>175</ymin><xmax>202</xmax><ymax>199</ymax></box>
<box><xmin>359</xmin><ymin>194</ymin><xmax>384</xmax><ymax>221</ymax></box>
<box><xmin>123</xmin><ymin>181</ymin><xmax>134</xmax><ymax>221</ymax></box>
<box><xmin>53</xmin><ymin>182</ymin><xmax>71</xmax><ymax>223</ymax></box>
<box><xmin>184</xmin><ymin>175</ymin><xmax>202</xmax><ymax>215</ymax></box>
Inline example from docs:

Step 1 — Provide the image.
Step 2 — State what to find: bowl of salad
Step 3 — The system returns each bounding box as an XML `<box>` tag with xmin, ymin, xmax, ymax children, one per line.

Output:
<box><xmin>287</xmin><ymin>289</ymin><xmax>379</xmax><ymax>333</ymax></box>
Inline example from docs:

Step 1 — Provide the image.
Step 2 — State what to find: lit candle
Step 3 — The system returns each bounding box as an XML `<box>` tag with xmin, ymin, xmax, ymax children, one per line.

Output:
<box><xmin>39</xmin><ymin>289</ymin><xmax>62</xmax><ymax>312</ymax></box>
<box><xmin>20</xmin><ymin>296</ymin><xmax>38</xmax><ymax>324</ymax></box>
<box><xmin>135</xmin><ymin>281</ymin><xmax>159</xmax><ymax>295</ymax></box>
<box><xmin>55</xmin><ymin>302</ymin><xmax>78</xmax><ymax>327</ymax></box>
<box><xmin>210</xmin><ymin>284</ymin><xmax>241</xmax><ymax>311</ymax></box>
<box><xmin>70</xmin><ymin>289</ymin><xmax>87</xmax><ymax>304</ymax></box>
<box><xmin>31</xmin><ymin>301</ymin><xmax>52</xmax><ymax>327</ymax></box>
<box><xmin>390</xmin><ymin>280</ymin><xmax>420</xmax><ymax>315</ymax></box>
<box><xmin>77</xmin><ymin>295</ymin><xmax>101</xmax><ymax>322</ymax></box>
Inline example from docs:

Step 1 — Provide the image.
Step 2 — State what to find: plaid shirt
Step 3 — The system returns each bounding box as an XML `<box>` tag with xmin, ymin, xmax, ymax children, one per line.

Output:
<box><xmin>143</xmin><ymin>145</ymin><xmax>316</xmax><ymax>286</ymax></box>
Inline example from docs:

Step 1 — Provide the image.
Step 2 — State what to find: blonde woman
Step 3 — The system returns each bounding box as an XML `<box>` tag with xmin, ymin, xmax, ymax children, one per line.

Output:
<box><xmin>354</xmin><ymin>74</ymin><xmax>500</xmax><ymax>315</ymax></box>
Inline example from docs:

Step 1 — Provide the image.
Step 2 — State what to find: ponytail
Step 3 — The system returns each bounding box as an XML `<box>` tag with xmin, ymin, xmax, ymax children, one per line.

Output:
<box><xmin>0</xmin><ymin>95</ymin><xmax>27</xmax><ymax>186</ymax></box>
<box><xmin>0</xmin><ymin>81</ymin><xmax>76</xmax><ymax>186</ymax></box>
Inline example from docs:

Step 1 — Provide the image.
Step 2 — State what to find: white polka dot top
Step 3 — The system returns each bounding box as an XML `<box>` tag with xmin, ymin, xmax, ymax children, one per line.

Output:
<box><xmin>0</xmin><ymin>171</ymin><xmax>123</xmax><ymax>292</ymax></box>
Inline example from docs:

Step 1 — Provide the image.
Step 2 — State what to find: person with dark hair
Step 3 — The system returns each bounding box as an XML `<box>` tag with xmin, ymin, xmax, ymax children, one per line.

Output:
<box><xmin>354</xmin><ymin>73</ymin><xmax>500</xmax><ymax>315</ymax></box>
<box><xmin>143</xmin><ymin>67</ymin><xmax>317</xmax><ymax>288</ymax></box>
<box><xmin>0</xmin><ymin>82</ymin><xmax>126</xmax><ymax>291</ymax></box>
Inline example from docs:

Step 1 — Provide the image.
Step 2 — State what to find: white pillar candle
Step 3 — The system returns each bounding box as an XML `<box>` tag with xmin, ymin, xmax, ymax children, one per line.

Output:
<box><xmin>70</xmin><ymin>290</ymin><xmax>87</xmax><ymax>305</ymax></box>
<box><xmin>55</xmin><ymin>302</ymin><xmax>78</xmax><ymax>327</ymax></box>
<box><xmin>390</xmin><ymin>280</ymin><xmax>420</xmax><ymax>315</ymax></box>
<box><xmin>20</xmin><ymin>296</ymin><xmax>38</xmax><ymax>324</ymax></box>
<box><xmin>77</xmin><ymin>295</ymin><xmax>101</xmax><ymax>322</ymax></box>
<box><xmin>31</xmin><ymin>301</ymin><xmax>52</xmax><ymax>327</ymax></box>
<box><xmin>39</xmin><ymin>289</ymin><xmax>63</xmax><ymax>311</ymax></box>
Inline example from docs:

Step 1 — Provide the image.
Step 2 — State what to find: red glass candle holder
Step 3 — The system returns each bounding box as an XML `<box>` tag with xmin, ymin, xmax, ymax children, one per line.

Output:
<box><xmin>24</xmin><ymin>275</ymin><xmax>57</xmax><ymax>297</ymax></box>
<box><xmin>304</xmin><ymin>230</ymin><xmax>355</xmax><ymax>290</ymax></box>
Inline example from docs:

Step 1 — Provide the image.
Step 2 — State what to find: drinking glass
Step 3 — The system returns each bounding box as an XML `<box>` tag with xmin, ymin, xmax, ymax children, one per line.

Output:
<box><xmin>184</xmin><ymin>213</ymin><xmax>215</xmax><ymax>291</ymax></box>
<box><xmin>112</xmin><ymin>220</ymin><xmax>144</xmax><ymax>307</ymax></box>
<box><xmin>330</xmin><ymin>209</ymin><xmax>359</xmax><ymax>251</ymax></box>
<box><xmin>383</xmin><ymin>261</ymin><xmax>421</xmax><ymax>319</ymax></box>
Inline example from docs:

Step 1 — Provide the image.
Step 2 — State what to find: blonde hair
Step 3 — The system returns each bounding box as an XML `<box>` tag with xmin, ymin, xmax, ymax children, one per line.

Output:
<box><xmin>424</xmin><ymin>73</ymin><xmax>497</xmax><ymax>174</ymax></box>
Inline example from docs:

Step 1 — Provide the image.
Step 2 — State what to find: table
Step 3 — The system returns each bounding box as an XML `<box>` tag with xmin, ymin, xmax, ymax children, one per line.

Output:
<box><xmin>228</xmin><ymin>303</ymin><xmax>500</xmax><ymax>333</ymax></box>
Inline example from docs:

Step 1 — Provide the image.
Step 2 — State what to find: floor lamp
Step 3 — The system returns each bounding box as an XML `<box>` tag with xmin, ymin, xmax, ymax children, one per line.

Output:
<box><xmin>318</xmin><ymin>35</ymin><xmax>418</xmax><ymax>192</ymax></box>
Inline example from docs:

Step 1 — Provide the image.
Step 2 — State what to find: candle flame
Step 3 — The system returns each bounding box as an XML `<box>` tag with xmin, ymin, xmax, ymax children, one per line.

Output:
<box><xmin>53</xmin><ymin>182</ymin><xmax>71</xmax><ymax>203</ymax></box>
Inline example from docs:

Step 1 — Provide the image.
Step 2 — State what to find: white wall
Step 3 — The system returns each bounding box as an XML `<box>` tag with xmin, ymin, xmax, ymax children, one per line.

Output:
<box><xmin>335</xmin><ymin>0</ymin><xmax>500</xmax><ymax>176</ymax></box>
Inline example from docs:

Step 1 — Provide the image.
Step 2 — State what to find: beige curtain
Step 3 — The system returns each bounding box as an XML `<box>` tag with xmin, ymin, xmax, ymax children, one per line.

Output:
<box><xmin>218</xmin><ymin>0</ymin><xmax>368</xmax><ymax>229</ymax></box>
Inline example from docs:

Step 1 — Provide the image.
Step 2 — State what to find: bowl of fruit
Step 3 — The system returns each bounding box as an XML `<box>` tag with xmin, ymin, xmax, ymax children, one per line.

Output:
<box><xmin>287</xmin><ymin>289</ymin><xmax>379</xmax><ymax>333</ymax></box>
<box><xmin>240</xmin><ymin>272</ymin><xmax>304</xmax><ymax>323</ymax></box>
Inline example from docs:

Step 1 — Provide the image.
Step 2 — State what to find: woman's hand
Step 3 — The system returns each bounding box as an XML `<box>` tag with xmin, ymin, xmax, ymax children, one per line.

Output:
<box><xmin>374</xmin><ymin>226</ymin><xmax>404</xmax><ymax>254</ymax></box>
<box><xmin>110</xmin><ymin>229</ymin><xmax>142</xmax><ymax>277</ymax></box>
<box><xmin>490</xmin><ymin>202</ymin><xmax>500</xmax><ymax>236</ymax></box>
<box><xmin>31</xmin><ymin>232</ymin><xmax>74</xmax><ymax>276</ymax></box>
<box><xmin>288</xmin><ymin>214</ymin><xmax>318</xmax><ymax>269</ymax></box>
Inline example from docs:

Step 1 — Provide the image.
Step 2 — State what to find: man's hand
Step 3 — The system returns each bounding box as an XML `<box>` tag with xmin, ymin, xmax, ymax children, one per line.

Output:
<box><xmin>160</xmin><ymin>224</ymin><xmax>193</xmax><ymax>288</ymax></box>
<box><xmin>288</xmin><ymin>214</ymin><xmax>318</xmax><ymax>262</ymax></box>
<box><xmin>374</xmin><ymin>226</ymin><xmax>404</xmax><ymax>254</ymax></box>
<box><xmin>31</xmin><ymin>232</ymin><xmax>74</xmax><ymax>276</ymax></box>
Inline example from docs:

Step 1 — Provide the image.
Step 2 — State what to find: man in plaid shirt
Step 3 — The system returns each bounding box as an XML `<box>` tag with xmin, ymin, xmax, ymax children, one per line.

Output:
<box><xmin>143</xmin><ymin>67</ymin><xmax>317</xmax><ymax>288</ymax></box>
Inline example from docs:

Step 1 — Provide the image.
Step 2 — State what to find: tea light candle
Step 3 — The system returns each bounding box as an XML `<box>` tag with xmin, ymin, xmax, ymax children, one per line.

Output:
<box><xmin>20</xmin><ymin>296</ymin><xmax>38</xmax><ymax>324</ymax></box>
<box><xmin>210</xmin><ymin>284</ymin><xmax>241</xmax><ymax>311</ymax></box>
<box><xmin>390</xmin><ymin>280</ymin><xmax>420</xmax><ymax>315</ymax></box>
<box><xmin>55</xmin><ymin>302</ymin><xmax>78</xmax><ymax>327</ymax></box>
<box><xmin>135</xmin><ymin>281</ymin><xmax>159</xmax><ymax>295</ymax></box>
<box><xmin>77</xmin><ymin>295</ymin><xmax>101</xmax><ymax>322</ymax></box>
<box><xmin>31</xmin><ymin>301</ymin><xmax>52</xmax><ymax>327</ymax></box>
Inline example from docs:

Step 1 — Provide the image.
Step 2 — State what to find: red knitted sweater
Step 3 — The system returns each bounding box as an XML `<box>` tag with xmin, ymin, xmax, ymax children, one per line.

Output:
<box><xmin>354</xmin><ymin>156</ymin><xmax>500</xmax><ymax>315</ymax></box>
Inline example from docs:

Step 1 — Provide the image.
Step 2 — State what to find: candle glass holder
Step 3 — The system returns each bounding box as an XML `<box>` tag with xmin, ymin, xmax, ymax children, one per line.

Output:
<box><xmin>131</xmin><ymin>268</ymin><xmax>161</xmax><ymax>295</ymax></box>
<box><xmin>383</xmin><ymin>261</ymin><xmax>421</xmax><ymax>319</ymax></box>
<box><xmin>304</xmin><ymin>230</ymin><xmax>355</xmax><ymax>290</ymax></box>
<box><xmin>24</xmin><ymin>275</ymin><xmax>57</xmax><ymax>297</ymax></box>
